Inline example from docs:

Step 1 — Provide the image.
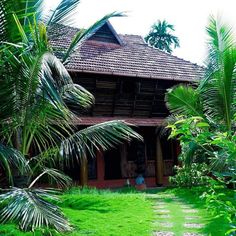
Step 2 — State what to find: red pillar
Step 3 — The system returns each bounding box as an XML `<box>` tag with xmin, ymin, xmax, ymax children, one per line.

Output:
<box><xmin>97</xmin><ymin>151</ymin><xmax>105</xmax><ymax>183</ymax></box>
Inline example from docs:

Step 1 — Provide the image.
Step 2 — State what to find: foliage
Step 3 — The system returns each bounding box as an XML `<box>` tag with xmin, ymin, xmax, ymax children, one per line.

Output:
<box><xmin>0</xmin><ymin>188</ymin><xmax>72</xmax><ymax>232</ymax></box>
<box><xmin>165</xmin><ymin>16</ymin><xmax>236</xmax><ymax>234</ymax></box>
<box><xmin>145</xmin><ymin>20</ymin><xmax>180</xmax><ymax>53</ymax></box>
<box><xmin>201</xmin><ymin>181</ymin><xmax>236</xmax><ymax>235</ymax></box>
<box><xmin>162</xmin><ymin>187</ymin><xmax>232</xmax><ymax>235</ymax></box>
<box><xmin>165</xmin><ymin>16</ymin><xmax>236</xmax><ymax>181</ymax></box>
<box><xmin>170</xmin><ymin>163</ymin><xmax>210</xmax><ymax>187</ymax></box>
<box><xmin>0</xmin><ymin>0</ymin><xmax>141</xmax><ymax>232</ymax></box>
<box><xmin>0</xmin><ymin>188</ymin><xmax>154</xmax><ymax>236</ymax></box>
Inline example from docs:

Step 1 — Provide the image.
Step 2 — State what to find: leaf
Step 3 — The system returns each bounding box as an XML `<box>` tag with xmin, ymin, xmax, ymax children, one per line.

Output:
<box><xmin>60</xmin><ymin>120</ymin><xmax>143</xmax><ymax>161</ymax></box>
<box><xmin>0</xmin><ymin>187</ymin><xmax>72</xmax><ymax>232</ymax></box>
<box><xmin>196</xmin><ymin>122</ymin><xmax>210</xmax><ymax>128</ymax></box>
<box><xmin>165</xmin><ymin>85</ymin><xmax>203</xmax><ymax>117</ymax></box>
<box><xmin>0</xmin><ymin>143</ymin><xmax>30</xmax><ymax>184</ymax></box>
<box><xmin>29</xmin><ymin>168</ymin><xmax>72</xmax><ymax>189</ymax></box>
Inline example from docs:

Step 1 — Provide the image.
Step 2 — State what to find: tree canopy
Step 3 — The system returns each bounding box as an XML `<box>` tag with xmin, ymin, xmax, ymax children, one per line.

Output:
<box><xmin>145</xmin><ymin>20</ymin><xmax>180</xmax><ymax>53</ymax></box>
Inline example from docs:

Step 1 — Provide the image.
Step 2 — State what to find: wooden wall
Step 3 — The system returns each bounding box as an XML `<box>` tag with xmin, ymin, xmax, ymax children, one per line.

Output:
<box><xmin>70</xmin><ymin>72</ymin><xmax>180</xmax><ymax>118</ymax></box>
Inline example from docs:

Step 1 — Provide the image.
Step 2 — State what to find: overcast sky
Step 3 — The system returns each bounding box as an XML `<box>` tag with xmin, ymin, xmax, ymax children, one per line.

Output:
<box><xmin>47</xmin><ymin>0</ymin><xmax>236</xmax><ymax>65</ymax></box>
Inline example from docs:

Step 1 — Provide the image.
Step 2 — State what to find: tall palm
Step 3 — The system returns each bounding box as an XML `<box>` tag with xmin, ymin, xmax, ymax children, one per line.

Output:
<box><xmin>145</xmin><ymin>20</ymin><xmax>180</xmax><ymax>53</ymax></box>
<box><xmin>166</xmin><ymin>16</ymin><xmax>236</xmax><ymax>132</ymax></box>
<box><xmin>165</xmin><ymin>16</ymin><xmax>236</xmax><ymax>169</ymax></box>
<box><xmin>0</xmin><ymin>0</ymin><xmax>141</xmax><ymax>232</ymax></box>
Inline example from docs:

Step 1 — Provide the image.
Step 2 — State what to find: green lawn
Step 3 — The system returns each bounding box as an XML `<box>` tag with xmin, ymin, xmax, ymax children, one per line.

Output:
<box><xmin>148</xmin><ymin>187</ymin><xmax>231</xmax><ymax>236</ymax></box>
<box><xmin>0</xmin><ymin>187</ymin><xmax>233</xmax><ymax>236</ymax></box>
<box><xmin>0</xmin><ymin>187</ymin><xmax>154</xmax><ymax>236</ymax></box>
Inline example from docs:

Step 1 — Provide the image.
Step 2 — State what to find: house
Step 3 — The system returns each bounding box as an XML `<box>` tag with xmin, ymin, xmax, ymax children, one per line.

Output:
<box><xmin>50</xmin><ymin>21</ymin><xmax>204</xmax><ymax>188</ymax></box>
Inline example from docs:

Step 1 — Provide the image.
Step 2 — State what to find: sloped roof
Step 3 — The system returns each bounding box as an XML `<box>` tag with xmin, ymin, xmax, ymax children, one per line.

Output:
<box><xmin>49</xmin><ymin>23</ymin><xmax>204</xmax><ymax>82</ymax></box>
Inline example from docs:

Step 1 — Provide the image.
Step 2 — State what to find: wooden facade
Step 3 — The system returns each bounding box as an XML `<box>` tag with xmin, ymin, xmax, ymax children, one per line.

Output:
<box><xmin>65</xmin><ymin>72</ymin><xmax>180</xmax><ymax>188</ymax></box>
<box><xmin>50</xmin><ymin>21</ymin><xmax>204</xmax><ymax>188</ymax></box>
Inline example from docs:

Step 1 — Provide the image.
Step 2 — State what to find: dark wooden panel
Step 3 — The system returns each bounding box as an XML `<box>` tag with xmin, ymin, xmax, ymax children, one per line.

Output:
<box><xmin>89</xmin><ymin>24</ymin><xmax>120</xmax><ymax>44</ymax></box>
<box><xmin>70</xmin><ymin>72</ymin><xmax>181</xmax><ymax>119</ymax></box>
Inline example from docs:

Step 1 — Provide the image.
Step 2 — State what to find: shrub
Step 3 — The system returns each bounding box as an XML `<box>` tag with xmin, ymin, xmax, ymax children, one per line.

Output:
<box><xmin>201</xmin><ymin>181</ymin><xmax>236</xmax><ymax>235</ymax></box>
<box><xmin>169</xmin><ymin>163</ymin><xmax>210</xmax><ymax>187</ymax></box>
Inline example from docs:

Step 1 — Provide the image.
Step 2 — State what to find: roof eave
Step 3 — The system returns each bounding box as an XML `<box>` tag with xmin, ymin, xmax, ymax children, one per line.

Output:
<box><xmin>67</xmin><ymin>68</ymin><xmax>199</xmax><ymax>82</ymax></box>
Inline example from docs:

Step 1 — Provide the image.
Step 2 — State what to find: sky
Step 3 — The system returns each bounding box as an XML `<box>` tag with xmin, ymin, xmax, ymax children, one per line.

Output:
<box><xmin>47</xmin><ymin>0</ymin><xmax>236</xmax><ymax>65</ymax></box>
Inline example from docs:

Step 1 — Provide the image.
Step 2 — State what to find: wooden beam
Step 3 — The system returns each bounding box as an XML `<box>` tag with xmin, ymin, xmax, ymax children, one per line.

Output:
<box><xmin>80</xmin><ymin>155</ymin><xmax>88</xmax><ymax>187</ymax></box>
<box><xmin>155</xmin><ymin>135</ymin><xmax>163</xmax><ymax>186</ymax></box>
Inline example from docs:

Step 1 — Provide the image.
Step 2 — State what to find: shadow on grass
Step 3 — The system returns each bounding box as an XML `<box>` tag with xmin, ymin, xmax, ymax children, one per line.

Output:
<box><xmin>59</xmin><ymin>196</ymin><xmax>115</xmax><ymax>213</ymax></box>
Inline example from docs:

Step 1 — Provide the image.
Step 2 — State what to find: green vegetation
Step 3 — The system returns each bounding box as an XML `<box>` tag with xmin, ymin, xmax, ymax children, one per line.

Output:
<box><xmin>165</xmin><ymin>16</ymin><xmax>236</xmax><ymax>234</ymax></box>
<box><xmin>0</xmin><ymin>0</ymin><xmax>140</xmax><ymax>233</ymax></box>
<box><xmin>152</xmin><ymin>187</ymin><xmax>231</xmax><ymax>236</ymax></box>
<box><xmin>169</xmin><ymin>163</ymin><xmax>210</xmax><ymax>187</ymax></box>
<box><xmin>145</xmin><ymin>20</ymin><xmax>180</xmax><ymax>53</ymax></box>
<box><xmin>0</xmin><ymin>188</ymin><xmax>154</xmax><ymax>236</ymax></box>
<box><xmin>0</xmin><ymin>187</ymin><xmax>234</xmax><ymax>235</ymax></box>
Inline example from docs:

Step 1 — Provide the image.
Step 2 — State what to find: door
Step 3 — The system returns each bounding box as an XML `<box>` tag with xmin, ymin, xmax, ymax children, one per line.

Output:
<box><xmin>104</xmin><ymin>148</ymin><xmax>121</xmax><ymax>180</ymax></box>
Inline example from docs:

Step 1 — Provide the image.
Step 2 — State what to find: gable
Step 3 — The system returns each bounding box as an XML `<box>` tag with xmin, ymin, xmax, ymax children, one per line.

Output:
<box><xmin>89</xmin><ymin>22</ymin><xmax>122</xmax><ymax>44</ymax></box>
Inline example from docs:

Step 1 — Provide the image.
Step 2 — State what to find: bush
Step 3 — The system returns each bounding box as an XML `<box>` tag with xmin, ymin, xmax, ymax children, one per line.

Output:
<box><xmin>201</xmin><ymin>181</ymin><xmax>236</xmax><ymax>235</ymax></box>
<box><xmin>169</xmin><ymin>163</ymin><xmax>210</xmax><ymax>187</ymax></box>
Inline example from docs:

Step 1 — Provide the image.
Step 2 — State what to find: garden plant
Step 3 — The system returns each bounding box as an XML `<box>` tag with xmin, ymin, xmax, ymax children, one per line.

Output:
<box><xmin>0</xmin><ymin>0</ymin><xmax>142</xmax><ymax>233</ymax></box>
<box><xmin>165</xmin><ymin>16</ymin><xmax>236</xmax><ymax>234</ymax></box>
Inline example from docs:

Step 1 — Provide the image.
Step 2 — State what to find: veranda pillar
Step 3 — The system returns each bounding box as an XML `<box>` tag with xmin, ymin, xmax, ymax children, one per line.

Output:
<box><xmin>80</xmin><ymin>155</ymin><xmax>88</xmax><ymax>186</ymax></box>
<box><xmin>155</xmin><ymin>135</ymin><xmax>163</xmax><ymax>185</ymax></box>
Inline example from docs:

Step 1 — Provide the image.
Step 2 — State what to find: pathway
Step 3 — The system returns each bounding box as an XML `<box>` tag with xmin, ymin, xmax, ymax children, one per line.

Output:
<box><xmin>146</xmin><ymin>193</ymin><xmax>207</xmax><ymax>236</ymax></box>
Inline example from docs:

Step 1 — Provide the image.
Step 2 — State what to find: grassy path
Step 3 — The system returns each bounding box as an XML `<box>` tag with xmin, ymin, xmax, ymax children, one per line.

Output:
<box><xmin>147</xmin><ymin>190</ymin><xmax>229</xmax><ymax>236</ymax></box>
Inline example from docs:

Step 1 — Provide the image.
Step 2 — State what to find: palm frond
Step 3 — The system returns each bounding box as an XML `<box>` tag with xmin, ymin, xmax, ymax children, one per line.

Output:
<box><xmin>145</xmin><ymin>19</ymin><xmax>180</xmax><ymax>53</ymax></box>
<box><xmin>0</xmin><ymin>0</ymin><xmax>44</xmax><ymax>43</ymax></box>
<box><xmin>62</xmin><ymin>84</ymin><xmax>94</xmax><ymax>110</ymax></box>
<box><xmin>46</xmin><ymin>0</ymin><xmax>80</xmax><ymax>26</ymax></box>
<box><xmin>60</xmin><ymin>121</ymin><xmax>143</xmax><ymax>161</ymax></box>
<box><xmin>40</xmin><ymin>52</ymin><xmax>94</xmax><ymax>110</ymax></box>
<box><xmin>165</xmin><ymin>85</ymin><xmax>203</xmax><ymax>117</ymax></box>
<box><xmin>200</xmin><ymin>16</ymin><xmax>236</xmax><ymax>131</ymax></box>
<box><xmin>29</xmin><ymin>168</ymin><xmax>72</xmax><ymax>189</ymax></box>
<box><xmin>0</xmin><ymin>187</ymin><xmax>72</xmax><ymax>232</ymax></box>
<box><xmin>0</xmin><ymin>144</ymin><xmax>30</xmax><ymax>184</ymax></box>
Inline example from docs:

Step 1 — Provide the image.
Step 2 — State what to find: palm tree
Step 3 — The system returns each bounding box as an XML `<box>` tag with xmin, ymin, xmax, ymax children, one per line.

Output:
<box><xmin>145</xmin><ymin>20</ymin><xmax>180</xmax><ymax>53</ymax></box>
<box><xmin>165</xmin><ymin>16</ymin><xmax>236</xmax><ymax>169</ymax></box>
<box><xmin>0</xmin><ymin>0</ymin><xmax>142</xmax><ymax>232</ymax></box>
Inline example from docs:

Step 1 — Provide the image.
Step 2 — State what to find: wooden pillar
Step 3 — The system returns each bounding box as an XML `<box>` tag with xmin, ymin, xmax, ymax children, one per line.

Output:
<box><xmin>80</xmin><ymin>155</ymin><xmax>88</xmax><ymax>187</ymax></box>
<box><xmin>97</xmin><ymin>151</ymin><xmax>105</xmax><ymax>182</ymax></box>
<box><xmin>155</xmin><ymin>135</ymin><xmax>163</xmax><ymax>186</ymax></box>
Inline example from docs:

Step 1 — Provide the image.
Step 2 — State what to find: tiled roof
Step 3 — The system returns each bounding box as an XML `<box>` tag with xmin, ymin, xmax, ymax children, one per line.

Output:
<box><xmin>75</xmin><ymin>117</ymin><xmax>164</xmax><ymax>126</ymax></box>
<box><xmin>49</xmin><ymin>24</ymin><xmax>204</xmax><ymax>82</ymax></box>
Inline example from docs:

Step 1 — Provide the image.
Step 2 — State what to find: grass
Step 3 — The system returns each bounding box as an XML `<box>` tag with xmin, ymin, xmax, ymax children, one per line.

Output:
<box><xmin>148</xmin><ymin>187</ymin><xmax>231</xmax><ymax>236</ymax></box>
<box><xmin>0</xmin><ymin>186</ymin><xmax>234</xmax><ymax>236</ymax></box>
<box><xmin>0</xmin><ymin>187</ymin><xmax>154</xmax><ymax>236</ymax></box>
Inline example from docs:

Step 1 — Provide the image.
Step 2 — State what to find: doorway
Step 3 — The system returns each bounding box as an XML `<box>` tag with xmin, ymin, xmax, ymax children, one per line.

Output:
<box><xmin>104</xmin><ymin>148</ymin><xmax>121</xmax><ymax>179</ymax></box>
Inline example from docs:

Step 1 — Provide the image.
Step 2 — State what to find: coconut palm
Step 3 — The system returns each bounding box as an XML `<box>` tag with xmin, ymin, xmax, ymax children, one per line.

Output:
<box><xmin>0</xmin><ymin>0</ymin><xmax>141</xmax><ymax>232</ymax></box>
<box><xmin>165</xmin><ymin>16</ymin><xmax>236</xmax><ymax>171</ymax></box>
<box><xmin>145</xmin><ymin>20</ymin><xmax>180</xmax><ymax>53</ymax></box>
<box><xmin>166</xmin><ymin>16</ymin><xmax>236</xmax><ymax>131</ymax></box>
